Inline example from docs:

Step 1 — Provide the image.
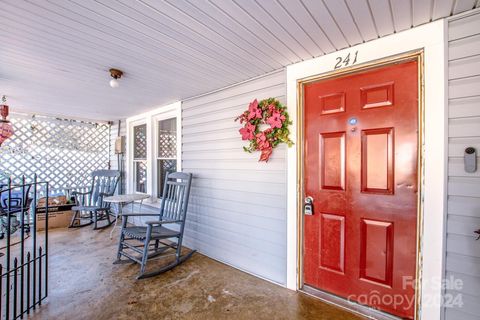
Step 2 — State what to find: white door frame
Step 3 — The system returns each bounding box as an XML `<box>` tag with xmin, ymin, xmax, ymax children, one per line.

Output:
<box><xmin>286</xmin><ymin>20</ymin><xmax>448</xmax><ymax>320</ymax></box>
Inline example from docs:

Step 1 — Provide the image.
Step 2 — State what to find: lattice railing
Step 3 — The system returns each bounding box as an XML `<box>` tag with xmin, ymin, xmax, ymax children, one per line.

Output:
<box><xmin>0</xmin><ymin>114</ymin><xmax>110</xmax><ymax>190</ymax></box>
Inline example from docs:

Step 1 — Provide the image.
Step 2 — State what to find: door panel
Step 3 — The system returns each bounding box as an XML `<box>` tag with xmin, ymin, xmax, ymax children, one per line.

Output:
<box><xmin>320</xmin><ymin>213</ymin><xmax>345</xmax><ymax>273</ymax></box>
<box><xmin>360</xmin><ymin>218</ymin><xmax>394</xmax><ymax>286</ymax></box>
<box><xmin>319</xmin><ymin>92</ymin><xmax>346</xmax><ymax>114</ymax></box>
<box><xmin>303</xmin><ymin>60</ymin><xmax>419</xmax><ymax>319</ymax></box>
<box><xmin>320</xmin><ymin>132</ymin><xmax>345</xmax><ymax>190</ymax></box>
<box><xmin>360</xmin><ymin>82</ymin><xmax>394</xmax><ymax>109</ymax></box>
<box><xmin>361</xmin><ymin>128</ymin><xmax>394</xmax><ymax>194</ymax></box>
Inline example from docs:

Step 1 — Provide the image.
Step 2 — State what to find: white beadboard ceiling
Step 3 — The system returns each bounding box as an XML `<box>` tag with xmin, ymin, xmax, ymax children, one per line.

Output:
<box><xmin>0</xmin><ymin>0</ymin><xmax>478</xmax><ymax>120</ymax></box>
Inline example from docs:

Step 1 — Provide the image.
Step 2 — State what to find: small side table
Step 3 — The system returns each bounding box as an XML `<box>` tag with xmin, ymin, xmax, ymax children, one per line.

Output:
<box><xmin>104</xmin><ymin>194</ymin><xmax>150</xmax><ymax>239</ymax></box>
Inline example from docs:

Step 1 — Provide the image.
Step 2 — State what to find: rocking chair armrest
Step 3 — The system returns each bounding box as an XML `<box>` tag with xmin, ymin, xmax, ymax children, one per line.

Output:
<box><xmin>120</xmin><ymin>213</ymin><xmax>159</xmax><ymax>217</ymax></box>
<box><xmin>145</xmin><ymin>219</ymin><xmax>182</xmax><ymax>225</ymax></box>
<box><xmin>99</xmin><ymin>192</ymin><xmax>114</xmax><ymax>197</ymax></box>
<box><xmin>71</xmin><ymin>191</ymin><xmax>90</xmax><ymax>196</ymax></box>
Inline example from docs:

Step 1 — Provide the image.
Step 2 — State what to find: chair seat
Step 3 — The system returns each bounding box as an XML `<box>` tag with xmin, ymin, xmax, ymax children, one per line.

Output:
<box><xmin>72</xmin><ymin>205</ymin><xmax>106</xmax><ymax>211</ymax></box>
<box><xmin>123</xmin><ymin>226</ymin><xmax>180</xmax><ymax>240</ymax></box>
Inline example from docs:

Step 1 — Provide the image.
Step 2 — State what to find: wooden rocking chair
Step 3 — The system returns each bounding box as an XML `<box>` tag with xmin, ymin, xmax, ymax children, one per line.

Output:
<box><xmin>70</xmin><ymin>170</ymin><xmax>120</xmax><ymax>229</ymax></box>
<box><xmin>115</xmin><ymin>172</ymin><xmax>194</xmax><ymax>279</ymax></box>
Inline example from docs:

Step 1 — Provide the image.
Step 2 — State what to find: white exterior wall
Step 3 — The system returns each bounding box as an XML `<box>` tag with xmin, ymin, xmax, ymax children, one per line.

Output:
<box><xmin>181</xmin><ymin>70</ymin><xmax>288</xmax><ymax>285</ymax></box>
<box><xmin>444</xmin><ymin>11</ymin><xmax>480</xmax><ymax>320</ymax></box>
<box><xmin>110</xmin><ymin>119</ymin><xmax>126</xmax><ymax>195</ymax></box>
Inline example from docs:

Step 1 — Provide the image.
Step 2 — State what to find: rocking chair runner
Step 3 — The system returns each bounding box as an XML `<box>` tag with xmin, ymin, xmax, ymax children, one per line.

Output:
<box><xmin>70</xmin><ymin>170</ymin><xmax>120</xmax><ymax>229</ymax></box>
<box><xmin>115</xmin><ymin>172</ymin><xmax>194</xmax><ymax>279</ymax></box>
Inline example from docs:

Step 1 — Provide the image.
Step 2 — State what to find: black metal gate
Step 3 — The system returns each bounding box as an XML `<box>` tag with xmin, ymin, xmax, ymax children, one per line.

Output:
<box><xmin>0</xmin><ymin>175</ymin><xmax>48</xmax><ymax>319</ymax></box>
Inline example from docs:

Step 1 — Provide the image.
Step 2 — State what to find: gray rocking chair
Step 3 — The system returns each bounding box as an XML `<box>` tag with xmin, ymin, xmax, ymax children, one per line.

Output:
<box><xmin>115</xmin><ymin>172</ymin><xmax>194</xmax><ymax>279</ymax></box>
<box><xmin>70</xmin><ymin>170</ymin><xmax>120</xmax><ymax>230</ymax></box>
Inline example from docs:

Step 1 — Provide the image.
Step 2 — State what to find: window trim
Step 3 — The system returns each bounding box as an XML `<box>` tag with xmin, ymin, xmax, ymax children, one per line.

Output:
<box><xmin>132</xmin><ymin>121</ymin><xmax>148</xmax><ymax>194</ymax></box>
<box><xmin>126</xmin><ymin>102</ymin><xmax>182</xmax><ymax>205</ymax></box>
<box><xmin>152</xmin><ymin>111</ymin><xmax>181</xmax><ymax>200</ymax></box>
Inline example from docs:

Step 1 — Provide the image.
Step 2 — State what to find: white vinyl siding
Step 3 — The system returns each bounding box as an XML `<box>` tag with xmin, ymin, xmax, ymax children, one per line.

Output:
<box><xmin>181</xmin><ymin>70</ymin><xmax>288</xmax><ymax>285</ymax></box>
<box><xmin>444</xmin><ymin>11</ymin><xmax>480</xmax><ymax>320</ymax></box>
<box><xmin>110</xmin><ymin>120</ymin><xmax>126</xmax><ymax>195</ymax></box>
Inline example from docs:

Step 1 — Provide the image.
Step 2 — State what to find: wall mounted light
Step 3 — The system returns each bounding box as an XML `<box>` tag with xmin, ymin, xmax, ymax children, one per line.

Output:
<box><xmin>109</xmin><ymin>68</ymin><xmax>123</xmax><ymax>88</ymax></box>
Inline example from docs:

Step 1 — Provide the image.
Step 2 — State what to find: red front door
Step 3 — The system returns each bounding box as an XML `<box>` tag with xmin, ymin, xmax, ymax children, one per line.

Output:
<box><xmin>303</xmin><ymin>60</ymin><xmax>419</xmax><ymax>319</ymax></box>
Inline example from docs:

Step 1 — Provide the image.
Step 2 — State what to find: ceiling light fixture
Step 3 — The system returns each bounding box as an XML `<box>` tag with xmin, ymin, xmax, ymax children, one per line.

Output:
<box><xmin>109</xmin><ymin>68</ymin><xmax>123</xmax><ymax>88</ymax></box>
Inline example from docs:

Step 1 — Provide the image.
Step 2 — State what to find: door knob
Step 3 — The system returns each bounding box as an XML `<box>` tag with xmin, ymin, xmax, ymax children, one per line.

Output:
<box><xmin>304</xmin><ymin>196</ymin><xmax>314</xmax><ymax>215</ymax></box>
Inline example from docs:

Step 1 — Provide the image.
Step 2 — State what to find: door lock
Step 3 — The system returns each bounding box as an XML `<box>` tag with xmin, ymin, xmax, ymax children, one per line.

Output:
<box><xmin>304</xmin><ymin>196</ymin><xmax>314</xmax><ymax>215</ymax></box>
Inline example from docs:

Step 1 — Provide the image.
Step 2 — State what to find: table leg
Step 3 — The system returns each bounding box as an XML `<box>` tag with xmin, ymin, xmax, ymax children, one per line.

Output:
<box><xmin>110</xmin><ymin>202</ymin><xmax>122</xmax><ymax>239</ymax></box>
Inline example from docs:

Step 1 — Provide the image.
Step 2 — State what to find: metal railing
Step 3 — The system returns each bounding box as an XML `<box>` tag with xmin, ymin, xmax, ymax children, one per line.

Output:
<box><xmin>0</xmin><ymin>175</ymin><xmax>48</xmax><ymax>319</ymax></box>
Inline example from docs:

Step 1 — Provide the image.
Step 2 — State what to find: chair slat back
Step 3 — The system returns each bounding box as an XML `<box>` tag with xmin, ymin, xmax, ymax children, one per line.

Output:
<box><xmin>159</xmin><ymin>172</ymin><xmax>192</xmax><ymax>223</ymax></box>
<box><xmin>89</xmin><ymin>170</ymin><xmax>120</xmax><ymax>207</ymax></box>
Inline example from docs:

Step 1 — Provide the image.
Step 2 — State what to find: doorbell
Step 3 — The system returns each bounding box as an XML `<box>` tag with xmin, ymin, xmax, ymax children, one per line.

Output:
<box><xmin>464</xmin><ymin>147</ymin><xmax>477</xmax><ymax>173</ymax></box>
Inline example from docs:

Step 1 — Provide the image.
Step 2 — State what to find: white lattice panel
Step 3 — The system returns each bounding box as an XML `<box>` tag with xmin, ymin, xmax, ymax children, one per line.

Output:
<box><xmin>0</xmin><ymin>115</ymin><xmax>110</xmax><ymax>189</ymax></box>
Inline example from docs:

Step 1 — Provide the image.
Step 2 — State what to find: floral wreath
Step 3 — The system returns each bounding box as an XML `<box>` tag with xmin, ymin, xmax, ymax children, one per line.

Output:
<box><xmin>235</xmin><ymin>98</ymin><xmax>293</xmax><ymax>162</ymax></box>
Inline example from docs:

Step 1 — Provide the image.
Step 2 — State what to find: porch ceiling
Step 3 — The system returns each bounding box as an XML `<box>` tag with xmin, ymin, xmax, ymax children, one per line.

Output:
<box><xmin>0</xmin><ymin>0</ymin><xmax>478</xmax><ymax>120</ymax></box>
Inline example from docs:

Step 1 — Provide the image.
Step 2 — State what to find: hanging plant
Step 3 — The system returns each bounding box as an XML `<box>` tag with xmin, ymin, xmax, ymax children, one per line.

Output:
<box><xmin>0</xmin><ymin>95</ymin><xmax>14</xmax><ymax>147</ymax></box>
<box><xmin>235</xmin><ymin>98</ymin><xmax>293</xmax><ymax>162</ymax></box>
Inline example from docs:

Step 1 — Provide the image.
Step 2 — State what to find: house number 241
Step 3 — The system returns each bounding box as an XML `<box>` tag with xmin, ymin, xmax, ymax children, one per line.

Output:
<box><xmin>334</xmin><ymin>51</ymin><xmax>359</xmax><ymax>69</ymax></box>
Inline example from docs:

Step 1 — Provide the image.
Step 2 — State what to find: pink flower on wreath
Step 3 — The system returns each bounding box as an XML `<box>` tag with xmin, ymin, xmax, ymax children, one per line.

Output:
<box><xmin>267</xmin><ymin>104</ymin><xmax>277</xmax><ymax>113</ymax></box>
<box><xmin>267</xmin><ymin>111</ymin><xmax>286</xmax><ymax>129</ymax></box>
<box><xmin>239</xmin><ymin>122</ymin><xmax>255</xmax><ymax>140</ymax></box>
<box><xmin>247</xmin><ymin>99</ymin><xmax>262</xmax><ymax>120</ymax></box>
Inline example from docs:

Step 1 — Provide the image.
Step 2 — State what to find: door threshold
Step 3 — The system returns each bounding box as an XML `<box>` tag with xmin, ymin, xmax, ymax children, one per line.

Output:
<box><xmin>300</xmin><ymin>285</ymin><xmax>402</xmax><ymax>320</ymax></box>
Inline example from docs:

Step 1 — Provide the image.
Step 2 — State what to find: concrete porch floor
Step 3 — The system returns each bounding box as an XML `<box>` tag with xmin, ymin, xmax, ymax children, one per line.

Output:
<box><xmin>29</xmin><ymin>227</ymin><xmax>366</xmax><ymax>320</ymax></box>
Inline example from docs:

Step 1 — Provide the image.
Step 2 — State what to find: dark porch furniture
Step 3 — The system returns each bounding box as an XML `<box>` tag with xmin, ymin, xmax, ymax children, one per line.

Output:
<box><xmin>69</xmin><ymin>170</ymin><xmax>120</xmax><ymax>230</ymax></box>
<box><xmin>0</xmin><ymin>183</ymin><xmax>32</xmax><ymax>238</ymax></box>
<box><xmin>115</xmin><ymin>172</ymin><xmax>194</xmax><ymax>279</ymax></box>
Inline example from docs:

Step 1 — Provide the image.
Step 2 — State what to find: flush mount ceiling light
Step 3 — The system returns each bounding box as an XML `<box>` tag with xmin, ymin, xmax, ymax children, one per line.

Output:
<box><xmin>109</xmin><ymin>68</ymin><xmax>123</xmax><ymax>88</ymax></box>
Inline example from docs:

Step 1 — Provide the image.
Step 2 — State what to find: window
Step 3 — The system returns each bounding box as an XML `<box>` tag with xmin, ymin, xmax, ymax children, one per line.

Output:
<box><xmin>156</xmin><ymin>118</ymin><xmax>177</xmax><ymax>198</ymax></box>
<box><xmin>126</xmin><ymin>102</ymin><xmax>181</xmax><ymax>204</ymax></box>
<box><xmin>133</xmin><ymin>124</ymin><xmax>147</xmax><ymax>193</ymax></box>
